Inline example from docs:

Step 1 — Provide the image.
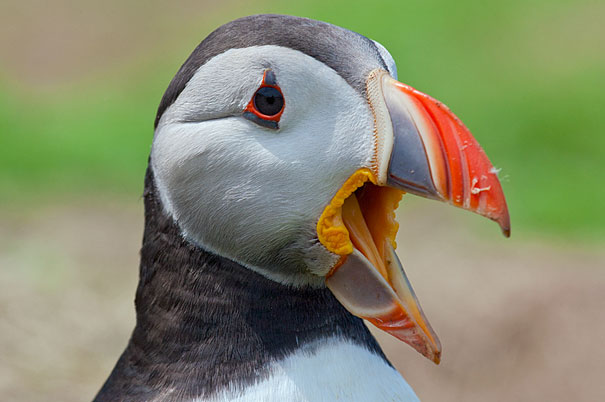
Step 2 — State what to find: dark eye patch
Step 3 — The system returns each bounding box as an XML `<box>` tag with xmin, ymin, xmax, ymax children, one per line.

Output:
<box><xmin>243</xmin><ymin>69</ymin><xmax>285</xmax><ymax>130</ymax></box>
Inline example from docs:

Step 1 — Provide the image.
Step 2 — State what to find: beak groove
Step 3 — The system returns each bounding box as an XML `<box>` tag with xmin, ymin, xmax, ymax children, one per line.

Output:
<box><xmin>380</xmin><ymin>72</ymin><xmax>511</xmax><ymax>236</ymax></box>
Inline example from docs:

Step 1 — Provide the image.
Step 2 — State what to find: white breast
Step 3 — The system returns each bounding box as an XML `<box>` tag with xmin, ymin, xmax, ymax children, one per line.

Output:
<box><xmin>194</xmin><ymin>337</ymin><xmax>419</xmax><ymax>402</ymax></box>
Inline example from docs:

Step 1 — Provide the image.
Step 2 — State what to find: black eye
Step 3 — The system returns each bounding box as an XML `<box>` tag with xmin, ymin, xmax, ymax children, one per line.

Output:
<box><xmin>253</xmin><ymin>87</ymin><xmax>284</xmax><ymax>116</ymax></box>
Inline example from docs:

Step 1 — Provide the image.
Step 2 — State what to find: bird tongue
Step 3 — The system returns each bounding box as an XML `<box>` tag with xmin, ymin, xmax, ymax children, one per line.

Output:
<box><xmin>327</xmin><ymin>191</ymin><xmax>442</xmax><ymax>363</ymax></box>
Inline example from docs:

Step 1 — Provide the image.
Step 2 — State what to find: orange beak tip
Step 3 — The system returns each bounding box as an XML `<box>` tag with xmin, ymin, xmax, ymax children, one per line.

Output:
<box><xmin>495</xmin><ymin>205</ymin><xmax>511</xmax><ymax>238</ymax></box>
<box><xmin>382</xmin><ymin>74</ymin><xmax>511</xmax><ymax>238</ymax></box>
<box><xmin>502</xmin><ymin>223</ymin><xmax>511</xmax><ymax>238</ymax></box>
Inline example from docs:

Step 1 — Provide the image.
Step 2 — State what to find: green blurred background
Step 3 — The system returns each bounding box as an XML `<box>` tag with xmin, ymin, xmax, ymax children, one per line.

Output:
<box><xmin>2</xmin><ymin>0</ymin><xmax>604</xmax><ymax>239</ymax></box>
<box><xmin>1</xmin><ymin>0</ymin><xmax>604</xmax><ymax>401</ymax></box>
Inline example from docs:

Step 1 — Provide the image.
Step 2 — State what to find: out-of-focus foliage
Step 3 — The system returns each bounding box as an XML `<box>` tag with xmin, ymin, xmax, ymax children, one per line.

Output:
<box><xmin>1</xmin><ymin>0</ymin><xmax>603</xmax><ymax>239</ymax></box>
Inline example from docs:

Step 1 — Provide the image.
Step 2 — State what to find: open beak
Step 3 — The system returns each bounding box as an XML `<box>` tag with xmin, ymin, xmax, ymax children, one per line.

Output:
<box><xmin>318</xmin><ymin>70</ymin><xmax>510</xmax><ymax>364</ymax></box>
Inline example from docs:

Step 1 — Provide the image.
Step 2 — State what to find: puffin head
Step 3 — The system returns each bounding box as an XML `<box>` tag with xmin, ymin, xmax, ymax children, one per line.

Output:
<box><xmin>151</xmin><ymin>15</ymin><xmax>510</xmax><ymax>364</ymax></box>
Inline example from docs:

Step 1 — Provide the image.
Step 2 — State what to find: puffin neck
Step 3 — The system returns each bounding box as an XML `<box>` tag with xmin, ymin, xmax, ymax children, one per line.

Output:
<box><xmin>94</xmin><ymin>167</ymin><xmax>387</xmax><ymax>402</ymax></box>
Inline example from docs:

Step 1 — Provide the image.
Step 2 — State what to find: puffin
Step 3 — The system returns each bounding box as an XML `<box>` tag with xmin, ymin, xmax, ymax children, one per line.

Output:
<box><xmin>94</xmin><ymin>14</ymin><xmax>510</xmax><ymax>402</ymax></box>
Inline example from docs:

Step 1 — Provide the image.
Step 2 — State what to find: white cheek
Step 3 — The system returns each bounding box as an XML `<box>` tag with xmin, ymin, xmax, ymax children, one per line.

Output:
<box><xmin>152</xmin><ymin>45</ymin><xmax>376</xmax><ymax>284</ymax></box>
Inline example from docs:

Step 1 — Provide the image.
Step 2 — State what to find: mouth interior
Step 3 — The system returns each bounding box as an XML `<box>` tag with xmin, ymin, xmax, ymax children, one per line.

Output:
<box><xmin>316</xmin><ymin>168</ymin><xmax>403</xmax><ymax>283</ymax></box>
<box><xmin>342</xmin><ymin>182</ymin><xmax>403</xmax><ymax>284</ymax></box>
<box><xmin>319</xmin><ymin>170</ymin><xmax>441</xmax><ymax>362</ymax></box>
<box><xmin>342</xmin><ymin>182</ymin><xmax>441</xmax><ymax>358</ymax></box>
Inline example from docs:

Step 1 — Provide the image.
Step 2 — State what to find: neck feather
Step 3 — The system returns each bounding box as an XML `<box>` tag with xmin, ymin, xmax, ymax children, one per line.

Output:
<box><xmin>94</xmin><ymin>168</ymin><xmax>386</xmax><ymax>401</ymax></box>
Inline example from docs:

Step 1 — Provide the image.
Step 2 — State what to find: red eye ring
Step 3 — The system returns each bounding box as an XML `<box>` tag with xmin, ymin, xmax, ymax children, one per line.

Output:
<box><xmin>244</xmin><ymin>70</ymin><xmax>285</xmax><ymax>129</ymax></box>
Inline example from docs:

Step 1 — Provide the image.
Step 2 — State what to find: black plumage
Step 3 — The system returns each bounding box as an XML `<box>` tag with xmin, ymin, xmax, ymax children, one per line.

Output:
<box><xmin>93</xmin><ymin>168</ymin><xmax>387</xmax><ymax>401</ymax></box>
<box><xmin>94</xmin><ymin>14</ymin><xmax>399</xmax><ymax>401</ymax></box>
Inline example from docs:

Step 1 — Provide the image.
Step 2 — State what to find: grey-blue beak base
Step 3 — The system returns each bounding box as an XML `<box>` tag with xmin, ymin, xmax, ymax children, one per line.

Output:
<box><xmin>384</xmin><ymin>97</ymin><xmax>440</xmax><ymax>200</ymax></box>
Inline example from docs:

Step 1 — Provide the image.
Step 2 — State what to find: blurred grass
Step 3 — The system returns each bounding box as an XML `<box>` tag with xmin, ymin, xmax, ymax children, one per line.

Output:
<box><xmin>1</xmin><ymin>0</ymin><xmax>604</xmax><ymax>240</ymax></box>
